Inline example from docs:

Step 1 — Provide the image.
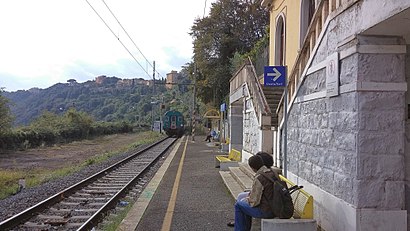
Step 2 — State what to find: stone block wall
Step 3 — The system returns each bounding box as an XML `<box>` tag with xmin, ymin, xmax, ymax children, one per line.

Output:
<box><xmin>243</xmin><ymin>98</ymin><xmax>261</xmax><ymax>155</ymax></box>
<box><xmin>288</xmin><ymin>83</ymin><xmax>358</xmax><ymax>205</ymax></box>
<box><xmin>285</xmin><ymin>1</ymin><xmax>408</xmax><ymax>229</ymax></box>
<box><xmin>288</xmin><ymin>51</ymin><xmax>406</xmax><ymax>230</ymax></box>
<box><xmin>355</xmin><ymin>90</ymin><xmax>405</xmax><ymax>209</ymax></box>
<box><xmin>290</xmin><ymin>53</ymin><xmax>406</xmax><ymax>205</ymax></box>
<box><xmin>405</xmin><ymin>45</ymin><xmax>410</xmax><ymax>227</ymax></box>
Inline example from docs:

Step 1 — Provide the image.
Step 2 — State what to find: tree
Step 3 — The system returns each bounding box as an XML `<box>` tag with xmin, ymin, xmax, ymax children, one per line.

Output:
<box><xmin>190</xmin><ymin>0</ymin><xmax>269</xmax><ymax>106</ymax></box>
<box><xmin>30</xmin><ymin>111</ymin><xmax>63</xmax><ymax>132</ymax></box>
<box><xmin>0</xmin><ymin>89</ymin><xmax>13</xmax><ymax>134</ymax></box>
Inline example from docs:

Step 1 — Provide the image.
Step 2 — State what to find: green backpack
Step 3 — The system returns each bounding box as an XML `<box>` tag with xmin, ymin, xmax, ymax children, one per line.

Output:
<box><xmin>261</xmin><ymin>172</ymin><xmax>301</xmax><ymax>219</ymax></box>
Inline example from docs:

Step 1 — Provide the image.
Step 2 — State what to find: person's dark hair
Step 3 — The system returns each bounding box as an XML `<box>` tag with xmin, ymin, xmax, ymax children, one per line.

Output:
<box><xmin>256</xmin><ymin>151</ymin><xmax>273</xmax><ymax>168</ymax></box>
<box><xmin>248</xmin><ymin>155</ymin><xmax>264</xmax><ymax>171</ymax></box>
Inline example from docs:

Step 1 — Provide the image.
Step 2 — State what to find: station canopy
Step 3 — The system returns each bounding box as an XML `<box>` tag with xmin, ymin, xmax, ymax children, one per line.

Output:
<box><xmin>203</xmin><ymin>109</ymin><xmax>220</xmax><ymax>119</ymax></box>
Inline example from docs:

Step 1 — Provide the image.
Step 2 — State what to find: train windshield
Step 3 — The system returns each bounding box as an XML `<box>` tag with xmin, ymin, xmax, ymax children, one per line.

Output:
<box><xmin>171</xmin><ymin>115</ymin><xmax>177</xmax><ymax>129</ymax></box>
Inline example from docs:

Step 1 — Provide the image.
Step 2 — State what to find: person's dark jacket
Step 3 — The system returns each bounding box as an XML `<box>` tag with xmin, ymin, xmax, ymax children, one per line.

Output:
<box><xmin>248</xmin><ymin>166</ymin><xmax>275</xmax><ymax>214</ymax></box>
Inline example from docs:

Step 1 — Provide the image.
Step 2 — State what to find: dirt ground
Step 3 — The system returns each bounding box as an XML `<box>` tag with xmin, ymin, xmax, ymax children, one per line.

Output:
<box><xmin>0</xmin><ymin>133</ymin><xmax>146</xmax><ymax>171</ymax></box>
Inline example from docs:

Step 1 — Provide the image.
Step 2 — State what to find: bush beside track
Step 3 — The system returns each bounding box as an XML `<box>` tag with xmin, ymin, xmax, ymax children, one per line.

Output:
<box><xmin>0</xmin><ymin>109</ymin><xmax>136</xmax><ymax>151</ymax></box>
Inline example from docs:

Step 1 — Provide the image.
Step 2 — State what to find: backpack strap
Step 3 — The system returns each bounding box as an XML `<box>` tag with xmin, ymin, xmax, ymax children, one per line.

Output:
<box><xmin>258</xmin><ymin>171</ymin><xmax>276</xmax><ymax>213</ymax></box>
<box><xmin>288</xmin><ymin>185</ymin><xmax>304</xmax><ymax>195</ymax></box>
<box><xmin>260</xmin><ymin>171</ymin><xmax>303</xmax><ymax>195</ymax></box>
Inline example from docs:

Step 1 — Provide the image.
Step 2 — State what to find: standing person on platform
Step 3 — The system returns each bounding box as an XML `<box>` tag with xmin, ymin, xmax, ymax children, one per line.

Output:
<box><xmin>205</xmin><ymin>128</ymin><xmax>212</xmax><ymax>142</ymax></box>
<box><xmin>229</xmin><ymin>155</ymin><xmax>275</xmax><ymax>230</ymax></box>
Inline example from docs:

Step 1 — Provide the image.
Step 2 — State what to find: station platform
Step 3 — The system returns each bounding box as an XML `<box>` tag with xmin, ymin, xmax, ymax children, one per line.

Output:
<box><xmin>117</xmin><ymin>135</ymin><xmax>239</xmax><ymax>231</ymax></box>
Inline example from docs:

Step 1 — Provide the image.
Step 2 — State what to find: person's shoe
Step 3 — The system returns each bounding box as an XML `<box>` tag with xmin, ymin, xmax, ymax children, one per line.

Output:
<box><xmin>227</xmin><ymin>221</ymin><xmax>234</xmax><ymax>227</ymax></box>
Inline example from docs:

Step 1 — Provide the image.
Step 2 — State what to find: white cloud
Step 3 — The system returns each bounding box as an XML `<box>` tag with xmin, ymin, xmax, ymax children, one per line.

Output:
<box><xmin>0</xmin><ymin>0</ymin><xmax>216</xmax><ymax>91</ymax></box>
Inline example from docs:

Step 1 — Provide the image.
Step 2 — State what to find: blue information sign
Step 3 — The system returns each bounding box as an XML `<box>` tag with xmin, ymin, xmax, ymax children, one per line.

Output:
<box><xmin>220</xmin><ymin>103</ymin><xmax>226</xmax><ymax>112</ymax></box>
<box><xmin>264</xmin><ymin>66</ymin><xmax>286</xmax><ymax>87</ymax></box>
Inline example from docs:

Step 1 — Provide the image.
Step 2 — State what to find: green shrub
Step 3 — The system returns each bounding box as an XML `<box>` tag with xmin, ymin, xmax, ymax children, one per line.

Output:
<box><xmin>0</xmin><ymin>110</ymin><xmax>134</xmax><ymax>151</ymax></box>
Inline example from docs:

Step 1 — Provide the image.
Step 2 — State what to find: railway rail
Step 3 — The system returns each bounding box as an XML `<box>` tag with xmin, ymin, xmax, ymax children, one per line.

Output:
<box><xmin>0</xmin><ymin>137</ymin><xmax>177</xmax><ymax>231</ymax></box>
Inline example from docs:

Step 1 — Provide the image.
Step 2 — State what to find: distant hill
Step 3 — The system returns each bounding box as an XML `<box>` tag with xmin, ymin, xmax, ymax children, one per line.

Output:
<box><xmin>4</xmin><ymin>75</ymin><xmax>193</xmax><ymax>127</ymax></box>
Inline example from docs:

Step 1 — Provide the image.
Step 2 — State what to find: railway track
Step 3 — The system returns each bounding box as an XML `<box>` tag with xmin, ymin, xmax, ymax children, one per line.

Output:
<box><xmin>0</xmin><ymin>137</ymin><xmax>177</xmax><ymax>231</ymax></box>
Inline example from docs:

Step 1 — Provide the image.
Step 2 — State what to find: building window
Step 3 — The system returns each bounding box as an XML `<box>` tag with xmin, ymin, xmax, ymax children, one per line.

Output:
<box><xmin>300</xmin><ymin>0</ymin><xmax>315</xmax><ymax>47</ymax></box>
<box><xmin>275</xmin><ymin>15</ymin><xmax>286</xmax><ymax>66</ymax></box>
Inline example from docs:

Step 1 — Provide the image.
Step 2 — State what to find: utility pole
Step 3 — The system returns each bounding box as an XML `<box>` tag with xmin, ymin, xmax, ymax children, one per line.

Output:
<box><xmin>192</xmin><ymin>65</ymin><xmax>197</xmax><ymax>141</ymax></box>
<box><xmin>153</xmin><ymin>61</ymin><xmax>156</xmax><ymax>93</ymax></box>
<box><xmin>160</xmin><ymin>95</ymin><xmax>163</xmax><ymax>133</ymax></box>
<box><xmin>152</xmin><ymin>61</ymin><xmax>155</xmax><ymax>131</ymax></box>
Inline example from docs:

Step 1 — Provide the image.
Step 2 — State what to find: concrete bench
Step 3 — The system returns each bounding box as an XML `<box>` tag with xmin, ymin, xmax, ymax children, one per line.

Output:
<box><xmin>215</xmin><ymin>149</ymin><xmax>241</xmax><ymax>171</ymax></box>
<box><xmin>261</xmin><ymin>175</ymin><xmax>316</xmax><ymax>231</ymax></box>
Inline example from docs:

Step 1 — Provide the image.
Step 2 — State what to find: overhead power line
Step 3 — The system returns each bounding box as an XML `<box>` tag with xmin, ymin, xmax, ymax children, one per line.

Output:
<box><xmin>85</xmin><ymin>0</ymin><xmax>165</xmax><ymax>79</ymax></box>
<box><xmin>100</xmin><ymin>0</ymin><xmax>164</xmax><ymax>79</ymax></box>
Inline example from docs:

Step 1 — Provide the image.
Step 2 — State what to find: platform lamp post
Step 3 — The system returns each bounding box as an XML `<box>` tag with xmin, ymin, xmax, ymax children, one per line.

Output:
<box><xmin>152</xmin><ymin>60</ymin><xmax>156</xmax><ymax>131</ymax></box>
<box><xmin>151</xmin><ymin>103</ymin><xmax>154</xmax><ymax>131</ymax></box>
<box><xmin>151</xmin><ymin>99</ymin><xmax>158</xmax><ymax>131</ymax></box>
<box><xmin>159</xmin><ymin>95</ymin><xmax>164</xmax><ymax>133</ymax></box>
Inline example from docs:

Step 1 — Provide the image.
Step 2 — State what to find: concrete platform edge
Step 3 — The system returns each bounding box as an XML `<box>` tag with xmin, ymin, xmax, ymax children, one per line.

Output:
<box><xmin>116</xmin><ymin>137</ymin><xmax>184</xmax><ymax>231</ymax></box>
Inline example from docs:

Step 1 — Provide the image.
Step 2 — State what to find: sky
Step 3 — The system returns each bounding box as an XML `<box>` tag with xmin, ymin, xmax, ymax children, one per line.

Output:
<box><xmin>0</xmin><ymin>0</ymin><xmax>216</xmax><ymax>92</ymax></box>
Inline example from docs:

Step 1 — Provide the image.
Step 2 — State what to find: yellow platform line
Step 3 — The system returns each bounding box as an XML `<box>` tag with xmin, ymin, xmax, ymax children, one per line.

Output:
<box><xmin>116</xmin><ymin>137</ymin><xmax>183</xmax><ymax>231</ymax></box>
<box><xmin>161</xmin><ymin>136</ymin><xmax>189</xmax><ymax>231</ymax></box>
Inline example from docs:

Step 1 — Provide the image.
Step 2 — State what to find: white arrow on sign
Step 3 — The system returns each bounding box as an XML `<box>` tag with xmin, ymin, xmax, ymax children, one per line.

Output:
<box><xmin>267</xmin><ymin>68</ymin><xmax>282</xmax><ymax>81</ymax></box>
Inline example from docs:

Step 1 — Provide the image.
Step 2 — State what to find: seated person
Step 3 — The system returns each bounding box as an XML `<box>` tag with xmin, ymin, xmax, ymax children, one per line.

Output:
<box><xmin>235</xmin><ymin>151</ymin><xmax>274</xmax><ymax>203</ymax></box>
<box><xmin>256</xmin><ymin>151</ymin><xmax>273</xmax><ymax>168</ymax></box>
<box><xmin>229</xmin><ymin>155</ymin><xmax>275</xmax><ymax>230</ymax></box>
<box><xmin>211</xmin><ymin>130</ymin><xmax>217</xmax><ymax>139</ymax></box>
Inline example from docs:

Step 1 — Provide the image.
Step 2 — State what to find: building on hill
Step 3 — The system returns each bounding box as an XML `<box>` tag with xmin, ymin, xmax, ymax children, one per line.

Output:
<box><xmin>116</xmin><ymin>79</ymin><xmax>134</xmax><ymax>88</ymax></box>
<box><xmin>95</xmin><ymin>76</ymin><xmax>121</xmax><ymax>86</ymax></box>
<box><xmin>135</xmin><ymin>78</ymin><xmax>151</xmax><ymax>86</ymax></box>
<box><xmin>166</xmin><ymin>70</ymin><xmax>179</xmax><ymax>89</ymax></box>
<box><xmin>116</xmin><ymin>78</ymin><xmax>151</xmax><ymax>88</ymax></box>
<box><xmin>95</xmin><ymin>75</ymin><xmax>107</xmax><ymax>85</ymax></box>
<box><xmin>226</xmin><ymin>0</ymin><xmax>410</xmax><ymax>230</ymax></box>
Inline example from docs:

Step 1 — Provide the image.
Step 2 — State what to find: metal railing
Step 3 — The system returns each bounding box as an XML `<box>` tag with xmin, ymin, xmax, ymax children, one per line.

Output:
<box><xmin>248</xmin><ymin>57</ymin><xmax>271</xmax><ymax>116</ymax></box>
<box><xmin>229</xmin><ymin>58</ymin><xmax>271</xmax><ymax>125</ymax></box>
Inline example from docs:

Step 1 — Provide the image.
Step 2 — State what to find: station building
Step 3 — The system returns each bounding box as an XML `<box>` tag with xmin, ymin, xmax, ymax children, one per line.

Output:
<box><xmin>226</xmin><ymin>0</ymin><xmax>410</xmax><ymax>230</ymax></box>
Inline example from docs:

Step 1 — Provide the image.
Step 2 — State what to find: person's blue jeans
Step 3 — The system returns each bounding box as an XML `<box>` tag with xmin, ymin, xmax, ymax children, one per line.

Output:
<box><xmin>234</xmin><ymin>198</ymin><xmax>273</xmax><ymax>231</ymax></box>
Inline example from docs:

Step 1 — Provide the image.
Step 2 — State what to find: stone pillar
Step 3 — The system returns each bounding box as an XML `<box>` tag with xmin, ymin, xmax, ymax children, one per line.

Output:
<box><xmin>354</xmin><ymin>35</ymin><xmax>407</xmax><ymax>229</ymax></box>
<box><xmin>286</xmin><ymin>34</ymin><xmax>408</xmax><ymax>230</ymax></box>
<box><xmin>260</xmin><ymin>115</ymin><xmax>274</xmax><ymax>154</ymax></box>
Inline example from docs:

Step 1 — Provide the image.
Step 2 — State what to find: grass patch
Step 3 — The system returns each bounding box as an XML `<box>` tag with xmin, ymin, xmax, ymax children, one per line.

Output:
<box><xmin>129</xmin><ymin>131</ymin><xmax>167</xmax><ymax>149</ymax></box>
<box><xmin>0</xmin><ymin>131</ymin><xmax>166</xmax><ymax>200</ymax></box>
<box><xmin>100</xmin><ymin>199</ymin><xmax>134</xmax><ymax>231</ymax></box>
<box><xmin>80</xmin><ymin>131</ymin><xmax>166</xmax><ymax>168</ymax></box>
<box><xmin>0</xmin><ymin>170</ymin><xmax>24</xmax><ymax>199</ymax></box>
<box><xmin>0</xmin><ymin>167</ymin><xmax>83</xmax><ymax>200</ymax></box>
